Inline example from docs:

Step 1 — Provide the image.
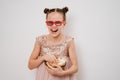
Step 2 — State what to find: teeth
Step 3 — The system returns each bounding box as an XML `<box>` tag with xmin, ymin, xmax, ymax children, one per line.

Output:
<box><xmin>52</xmin><ymin>29</ymin><xmax>57</xmax><ymax>31</ymax></box>
<box><xmin>51</xmin><ymin>29</ymin><xmax>58</xmax><ymax>32</ymax></box>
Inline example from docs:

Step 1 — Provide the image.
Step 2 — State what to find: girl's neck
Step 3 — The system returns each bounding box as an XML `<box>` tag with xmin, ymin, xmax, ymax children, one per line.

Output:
<box><xmin>47</xmin><ymin>33</ymin><xmax>64</xmax><ymax>43</ymax></box>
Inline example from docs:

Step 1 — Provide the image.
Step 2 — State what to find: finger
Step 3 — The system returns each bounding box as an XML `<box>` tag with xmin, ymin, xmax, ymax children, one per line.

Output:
<box><xmin>46</xmin><ymin>65</ymin><xmax>53</xmax><ymax>72</ymax></box>
<box><xmin>51</xmin><ymin>55</ymin><xmax>56</xmax><ymax>59</ymax></box>
<box><xmin>45</xmin><ymin>65</ymin><xmax>49</xmax><ymax>69</ymax></box>
<box><xmin>56</xmin><ymin>64</ymin><xmax>60</xmax><ymax>68</ymax></box>
<box><xmin>46</xmin><ymin>66</ymin><xmax>52</xmax><ymax>74</ymax></box>
<box><xmin>50</xmin><ymin>55</ymin><xmax>57</xmax><ymax>63</ymax></box>
<box><xmin>56</xmin><ymin>65</ymin><xmax>63</xmax><ymax>70</ymax></box>
<box><xmin>50</xmin><ymin>67</ymin><xmax>58</xmax><ymax>71</ymax></box>
<box><xmin>53</xmin><ymin>56</ymin><xmax>58</xmax><ymax>64</ymax></box>
<box><xmin>53</xmin><ymin>59</ymin><xmax>57</xmax><ymax>64</ymax></box>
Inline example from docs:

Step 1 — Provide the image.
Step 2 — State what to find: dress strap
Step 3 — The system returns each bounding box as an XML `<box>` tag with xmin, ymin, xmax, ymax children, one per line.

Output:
<box><xmin>36</xmin><ymin>35</ymin><xmax>46</xmax><ymax>46</ymax></box>
<box><xmin>65</xmin><ymin>35</ymin><xmax>74</xmax><ymax>48</ymax></box>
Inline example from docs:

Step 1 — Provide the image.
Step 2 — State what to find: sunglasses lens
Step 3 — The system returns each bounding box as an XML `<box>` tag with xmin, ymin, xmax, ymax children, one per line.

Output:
<box><xmin>55</xmin><ymin>21</ymin><xmax>62</xmax><ymax>26</ymax></box>
<box><xmin>46</xmin><ymin>21</ymin><xmax>63</xmax><ymax>26</ymax></box>
<box><xmin>46</xmin><ymin>21</ymin><xmax>53</xmax><ymax>26</ymax></box>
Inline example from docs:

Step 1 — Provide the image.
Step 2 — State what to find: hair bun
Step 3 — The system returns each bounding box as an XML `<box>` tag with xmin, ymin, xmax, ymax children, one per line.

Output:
<box><xmin>62</xmin><ymin>7</ymin><xmax>69</xmax><ymax>13</ymax></box>
<box><xmin>44</xmin><ymin>8</ymin><xmax>49</xmax><ymax>14</ymax></box>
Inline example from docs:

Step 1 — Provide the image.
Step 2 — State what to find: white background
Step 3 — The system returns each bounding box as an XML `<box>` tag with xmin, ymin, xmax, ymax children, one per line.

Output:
<box><xmin>0</xmin><ymin>0</ymin><xmax>120</xmax><ymax>80</ymax></box>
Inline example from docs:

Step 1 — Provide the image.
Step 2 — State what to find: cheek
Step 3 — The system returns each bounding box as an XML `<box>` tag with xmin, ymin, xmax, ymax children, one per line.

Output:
<box><xmin>58</xmin><ymin>27</ymin><xmax>63</xmax><ymax>32</ymax></box>
<box><xmin>47</xmin><ymin>26</ymin><xmax>51</xmax><ymax>29</ymax></box>
<box><xmin>60</xmin><ymin>25</ymin><xmax>65</xmax><ymax>29</ymax></box>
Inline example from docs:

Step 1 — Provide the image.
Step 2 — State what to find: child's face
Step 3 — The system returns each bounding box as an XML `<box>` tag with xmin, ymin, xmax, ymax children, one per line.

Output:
<box><xmin>46</xmin><ymin>12</ymin><xmax>66</xmax><ymax>38</ymax></box>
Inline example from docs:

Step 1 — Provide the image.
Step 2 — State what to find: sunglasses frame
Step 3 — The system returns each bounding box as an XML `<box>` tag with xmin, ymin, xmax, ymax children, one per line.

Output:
<box><xmin>46</xmin><ymin>20</ymin><xmax>65</xmax><ymax>26</ymax></box>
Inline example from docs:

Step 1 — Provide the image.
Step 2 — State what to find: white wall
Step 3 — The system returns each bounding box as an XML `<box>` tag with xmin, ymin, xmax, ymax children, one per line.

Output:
<box><xmin>0</xmin><ymin>0</ymin><xmax>120</xmax><ymax>80</ymax></box>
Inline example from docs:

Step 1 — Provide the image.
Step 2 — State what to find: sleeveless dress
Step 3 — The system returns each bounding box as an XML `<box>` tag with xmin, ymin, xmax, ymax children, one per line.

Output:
<box><xmin>35</xmin><ymin>35</ymin><xmax>77</xmax><ymax>80</ymax></box>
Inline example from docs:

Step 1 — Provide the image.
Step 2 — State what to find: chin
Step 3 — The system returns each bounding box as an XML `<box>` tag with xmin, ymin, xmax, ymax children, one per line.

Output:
<box><xmin>50</xmin><ymin>33</ymin><xmax>60</xmax><ymax>38</ymax></box>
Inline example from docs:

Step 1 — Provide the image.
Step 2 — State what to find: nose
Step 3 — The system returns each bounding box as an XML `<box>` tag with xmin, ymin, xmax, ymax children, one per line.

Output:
<box><xmin>52</xmin><ymin>23</ymin><xmax>57</xmax><ymax>27</ymax></box>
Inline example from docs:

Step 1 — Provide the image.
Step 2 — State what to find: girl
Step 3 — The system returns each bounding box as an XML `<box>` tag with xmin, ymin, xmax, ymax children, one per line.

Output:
<box><xmin>28</xmin><ymin>6</ymin><xmax>78</xmax><ymax>80</ymax></box>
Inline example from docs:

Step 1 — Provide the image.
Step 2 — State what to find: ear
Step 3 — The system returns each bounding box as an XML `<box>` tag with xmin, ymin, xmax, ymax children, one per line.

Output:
<box><xmin>63</xmin><ymin>21</ymin><xmax>66</xmax><ymax>26</ymax></box>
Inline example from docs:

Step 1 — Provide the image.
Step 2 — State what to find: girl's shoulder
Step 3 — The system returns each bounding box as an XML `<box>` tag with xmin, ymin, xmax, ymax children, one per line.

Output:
<box><xmin>36</xmin><ymin>34</ymin><xmax>47</xmax><ymax>44</ymax></box>
<box><xmin>64</xmin><ymin>35</ymin><xmax>74</xmax><ymax>42</ymax></box>
<box><xmin>36</xmin><ymin>34</ymin><xmax>46</xmax><ymax>39</ymax></box>
<box><xmin>64</xmin><ymin>35</ymin><xmax>75</xmax><ymax>48</ymax></box>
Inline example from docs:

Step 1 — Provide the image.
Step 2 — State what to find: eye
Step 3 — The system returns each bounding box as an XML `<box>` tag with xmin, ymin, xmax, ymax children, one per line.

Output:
<box><xmin>55</xmin><ymin>21</ymin><xmax>62</xmax><ymax>26</ymax></box>
<box><xmin>46</xmin><ymin>21</ymin><xmax>53</xmax><ymax>26</ymax></box>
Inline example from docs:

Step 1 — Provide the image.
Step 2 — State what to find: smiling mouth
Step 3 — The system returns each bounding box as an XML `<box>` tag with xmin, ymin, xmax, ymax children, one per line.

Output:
<box><xmin>51</xmin><ymin>29</ymin><xmax>58</xmax><ymax>33</ymax></box>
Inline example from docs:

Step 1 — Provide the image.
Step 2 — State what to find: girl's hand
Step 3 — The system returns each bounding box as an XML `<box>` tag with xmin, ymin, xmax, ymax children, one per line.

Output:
<box><xmin>46</xmin><ymin>65</ymin><xmax>65</xmax><ymax>77</ymax></box>
<box><xmin>43</xmin><ymin>54</ymin><xmax>57</xmax><ymax>64</ymax></box>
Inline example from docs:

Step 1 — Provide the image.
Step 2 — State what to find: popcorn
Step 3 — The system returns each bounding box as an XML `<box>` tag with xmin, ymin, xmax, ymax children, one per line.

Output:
<box><xmin>57</xmin><ymin>57</ymin><xmax>66</xmax><ymax>67</ymax></box>
<box><xmin>45</xmin><ymin>56</ymin><xmax>67</xmax><ymax>68</ymax></box>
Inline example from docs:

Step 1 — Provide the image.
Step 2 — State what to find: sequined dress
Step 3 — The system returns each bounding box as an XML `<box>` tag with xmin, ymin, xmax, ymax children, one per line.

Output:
<box><xmin>35</xmin><ymin>35</ymin><xmax>76</xmax><ymax>80</ymax></box>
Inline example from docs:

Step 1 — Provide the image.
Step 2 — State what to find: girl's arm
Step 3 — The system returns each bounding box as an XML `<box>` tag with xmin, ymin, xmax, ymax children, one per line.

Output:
<box><xmin>28</xmin><ymin>39</ymin><xmax>57</xmax><ymax>70</ymax></box>
<box><xmin>63</xmin><ymin>39</ymin><xmax>78</xmax><ymax>75</ymax></box>
<box><xmin>45</xmin><ymin>39</ymin><xmax>78</xmax><ymax>76</ymax></box>
<box><xmin>28</xmin><ymin>40</ymin><xmax>44</xmax><ymax>70</ymax></box>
